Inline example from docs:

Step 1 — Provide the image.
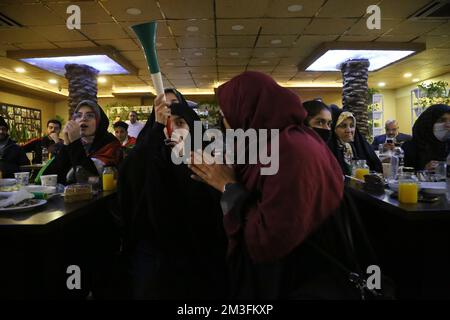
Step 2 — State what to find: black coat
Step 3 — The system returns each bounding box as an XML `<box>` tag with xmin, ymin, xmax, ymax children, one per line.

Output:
<box><xmin>0</xmin><ymin>137</ymin><xmax>30</xmax><ymax>178</ymax></box>
<box><xmin>118</xmin><ymin>97</ymin><xmax>228</xmax><ymax>299</ymax></box>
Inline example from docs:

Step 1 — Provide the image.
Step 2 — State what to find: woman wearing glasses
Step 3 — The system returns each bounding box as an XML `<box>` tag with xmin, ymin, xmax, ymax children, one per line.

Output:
<box><xmin>41</xmin><ymin>100</ymin><xmax>122</xmax><ymax>184</ymax></box>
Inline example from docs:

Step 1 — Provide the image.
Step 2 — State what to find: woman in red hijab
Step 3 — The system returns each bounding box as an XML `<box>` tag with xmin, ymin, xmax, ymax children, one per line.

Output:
<box><xmin>189</xmin><ymin>71</ymin><xmax>347</xmax><ymax>298</ymax></box>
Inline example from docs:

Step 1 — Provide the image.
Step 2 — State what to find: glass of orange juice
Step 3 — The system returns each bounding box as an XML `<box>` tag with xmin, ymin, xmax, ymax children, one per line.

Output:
<box><xmin>398</xmin><ymin>170</ymin><xmax>419</xmax><ymax>204</ymax></box>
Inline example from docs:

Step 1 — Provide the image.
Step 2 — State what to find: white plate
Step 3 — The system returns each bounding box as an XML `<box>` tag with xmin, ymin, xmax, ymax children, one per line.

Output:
<box><xmin>420</xmin><ymin>182</ymin><xmax>447</xmax><ymax>195</ymax></box>
<box><xmin>0</xmin><ymin>199</ymin><xmax>47</xmax><ymax>213</ymax></box>
<box><xmin>0</xmin><ymin>179</ymin><xmax>17</xmax><ymax>187</ymax></box>
<box><xmin>388</xmin><ymin>180</ymin><xmax>422</xmax><ymax>192</ymax></box>
<box><xmin>23</xmin><ymin>185</ymin><xmax>56</xmax><ymax>194</ymax></box>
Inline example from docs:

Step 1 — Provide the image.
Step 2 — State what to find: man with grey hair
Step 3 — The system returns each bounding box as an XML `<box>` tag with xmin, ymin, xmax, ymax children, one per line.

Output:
<box><xmin>372</xmin><ymin>119</ymin><xmax>411</xmax><ymax>150</ymax></box>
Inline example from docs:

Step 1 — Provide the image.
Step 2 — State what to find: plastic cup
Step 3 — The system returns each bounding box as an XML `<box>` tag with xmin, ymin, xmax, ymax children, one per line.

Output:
<box><xmin>40</xmin><ymin>174</ymin><xmax>58</xmax><ymax>187</ymax></box>
<box><xmin>14</xmin><ymin>172</ymin><xmax>30</xmax><ymax>186</ymax></box>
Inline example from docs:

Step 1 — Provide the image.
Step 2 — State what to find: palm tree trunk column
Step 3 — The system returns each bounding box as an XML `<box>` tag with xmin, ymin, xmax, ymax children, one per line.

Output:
<box><xmin>340</xmin><ymin>58</ymin><xmax>370</xmax><ymax>138</ymax></box>
<box><xmin>64</xmin><ymin>64</ymin><xmax>99</xmax><ymax>117</ymax></box>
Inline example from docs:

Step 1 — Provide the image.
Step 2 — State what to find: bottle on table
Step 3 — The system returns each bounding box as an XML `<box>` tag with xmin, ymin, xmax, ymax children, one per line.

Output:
<box><xmin>41</xmin><ymin>147</ymin><xmax>49</xmax><ymax>164</ymax></box>
<box><xmin>353</xmin><ymin>160</ymin><xmax>370</xmax><ymax>181</ymax></box>
<box><xmin>102</xmin><ymin>166</ymin><xmax>116</xmax><ymax>191</ymax></box>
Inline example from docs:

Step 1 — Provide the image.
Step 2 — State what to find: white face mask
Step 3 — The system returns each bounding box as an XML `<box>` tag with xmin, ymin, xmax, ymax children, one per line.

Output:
<box><xmin>433</xmin><ymin>122</ymin><xmax>450</xmax><ymax>142</ymax></box>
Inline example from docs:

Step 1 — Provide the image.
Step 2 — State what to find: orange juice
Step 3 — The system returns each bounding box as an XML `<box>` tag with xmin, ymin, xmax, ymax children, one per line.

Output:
<box><xmin>398</xmin><ymin>182</ymin><xmax>418</xmax><ymax>204</ymax></box>
<box><xmin>102</xmin><ymin>173</ymin><xmax>115</xmax><ymax>191</ymax></box>
<box><xmin>354</xmin><ymin>168</ymin><xmax>370</xmax><ymax>181</ymax></box>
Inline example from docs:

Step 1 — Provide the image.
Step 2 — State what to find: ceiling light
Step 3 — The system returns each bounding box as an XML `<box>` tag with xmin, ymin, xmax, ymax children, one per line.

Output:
<box><xmin>287</xmin><ymin>4</ymin><xmax>303</xmax><ymax>12</ymax></box>
<box><xmin>231</xmin><ymin>25</ymin><xmax>244</xmax><ymax>31</ymax></box>
<box><xmin>305</xmin><ymin>50</ymin><xmax>416</xmax><ymax>71</ymax></box>
<box><xmin>19</xmin><ymin>55</ymin><xmax>130</xmax><ymax>75</ymax></box>
<box><xmin>98</xmin><ymin>77</ymin><xmax>107</xmax><ymax>83</ymax></box>
<box><xmin>261</xmin><ymin>60</ymin><xmax>269</xmax><ymax>64</ymax></box>
<box><xmin>412</xmin><ymin>78</ymin><xmax>420</xmax><ymax>82</ymax></box>
<box><xmin>270</xmin><ymin>39</ymin><xmax>282</xmax><ymax>45</ymax></box>
<box><xmin>126</xmin><ymin>8</ymin><xmax>142</xmax><ymax>15</ymax></box>
<box><xmin>48</xmin><ymin>79</ymin><xmax>58</xmax><ymax>84</ymax></box>
<box><xmin>403</xmin><ymin>72</ymin><xmax>412</xmax><ymax>78</ymax></box>
<box><xmin>186</xmin><ymin>26</ymin><xmax>199</xmax><ymax>32</ymax></box>
<box><xmin>194</xmin><ymin>52</ymin><xmax>203</xmax><ymax>56</ymax></box>
<box><xmin>166</xmin><ymin>62</ymin><xmax>174</xmax><ymax>66</ymax></box>
<box><xmin>298</xmin><ymin>42</ymin><xmax>425</xmax><ymax>72</ymax></box>
<box><xmin>14</xmin><ymin>67</ymin><xmax>25</xmax><ymax>73</ymax></box>
<box><xmin>229</xmin><ymin>52</ymin><xmax>239</xmax><ymax>56</ymax></box>
<box><xmin>378</xmin><ymin>82</ymin><xmax>385</xmax><ymax>87</ymax></box>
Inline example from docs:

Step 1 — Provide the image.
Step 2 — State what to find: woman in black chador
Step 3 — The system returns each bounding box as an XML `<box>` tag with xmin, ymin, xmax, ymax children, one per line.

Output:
<box><xmin>117</xmin><ymin>88</ymin><xmax>228</xmax><ymax>299</ymax></box>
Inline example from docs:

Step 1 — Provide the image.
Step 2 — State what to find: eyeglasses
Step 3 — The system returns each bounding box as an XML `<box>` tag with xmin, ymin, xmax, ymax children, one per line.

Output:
<box><xmin>73</xmin><ymin>112</ymin><xmax>96</xmax><ymax>121</ymax></box>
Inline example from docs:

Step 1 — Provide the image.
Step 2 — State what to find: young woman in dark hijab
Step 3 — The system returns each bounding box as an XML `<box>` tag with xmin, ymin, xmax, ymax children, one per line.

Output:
<box><xmin>328</xmin><ymin>105</ymin><xmax>382</xmax><ymax>176</ymax></box>
<box><xmin>117</xmin><ymin>89</ymin><xmax>228</xmax><ymax>300</ymax></box>
<box><xmin>403</xmin><ymin>104</ymin><xmax>450</xmax><ymax>170</ymax></box>
<box><xmin>40</xmin><ymin>100</ymin><xmax>122</xmax><ymax>184</ymax></box>
<box><xmin>303</xmin><ymin>100</ymin><xmax>332</xmax><ymax>142</ymax></box>
<box><xmin>188</xmin><ymin>72</ymin><xmax>371</xmax><ymax>299</ymax></box>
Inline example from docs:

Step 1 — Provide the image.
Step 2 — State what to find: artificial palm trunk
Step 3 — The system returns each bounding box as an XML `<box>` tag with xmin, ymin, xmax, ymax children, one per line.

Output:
<box><xmin>340</xmin><ymin>58</ymin><xmax>370</xmax><ymax>138</ymax></box>
<box><xmin>64</xmin><ymin>64</ymin><xmax>99</xmax><ymax>117</ymax></box>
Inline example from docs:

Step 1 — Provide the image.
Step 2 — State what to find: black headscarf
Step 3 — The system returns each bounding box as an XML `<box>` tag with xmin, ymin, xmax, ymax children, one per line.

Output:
<box><xmin>117</xmin><ymin>89</ymin><xmax>227</xmax><ymax>299</ymax></box>
<box><xmin>135</xmin><ymin>88</ymin><xmax>188</xmax><ymax>149</ymax></box>
<box><xmin>328</xmin><ymin>105</ymin><xmax>382</xmax><ymax>175</ymax></box>
<box><xmin>404</xmin><ymin>104</ymin><xmax>450</xmax><ymax>170</ymax></box>
<box><xmin>74</xmin><ymin>100</ymin><xmax>118</xmax><ymax>154</ymax></box>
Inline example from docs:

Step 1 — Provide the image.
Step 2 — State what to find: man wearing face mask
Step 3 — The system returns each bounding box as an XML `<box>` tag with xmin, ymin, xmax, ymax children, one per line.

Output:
<box><xmin>403</xmin><ymin>104</ymin><xmax>450</xmax><ymax>171</ymax></box>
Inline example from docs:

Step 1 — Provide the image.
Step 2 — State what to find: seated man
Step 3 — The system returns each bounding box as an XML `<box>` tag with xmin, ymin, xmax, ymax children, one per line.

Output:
<box><xmin>21</xmin><ymin>119</ymin><xmax>63</xmax><ymax>164</ymax></box>
<box><xmin>126</xmin><ymin>111</ymin><xmax>144</xmax><ymax>138</ymax></box>
<box><xmin>113</xmin><ymin>121</ymin><xmax>136</xmax><ymax>155</ymax></box>
<box><xmin>372</xmin><ymin>120</ymin><xmax>412</xmax><ymax>151</ymax></box>
<box><xmin>40</xmin><ymin>100</ymin><xmax>122</xmax><ymax>184</ymax></box>
<box><xmin>0</xmin><ymin>116</ymin><xmax>30</xmax><ymax>178</ymax></box>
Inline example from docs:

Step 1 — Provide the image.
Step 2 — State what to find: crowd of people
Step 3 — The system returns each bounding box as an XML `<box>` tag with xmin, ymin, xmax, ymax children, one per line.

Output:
<box><xmin>1</xmin><ymin>70</ymin><xmax>449</xmax><ymax>299</ymax></box>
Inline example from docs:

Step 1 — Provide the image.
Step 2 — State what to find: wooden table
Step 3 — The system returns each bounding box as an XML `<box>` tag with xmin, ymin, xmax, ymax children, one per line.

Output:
<box><xmin>0</xmin><ymin>191</ymin><xmax>120</xmax><ymax>299</ymax></box>
<box><xmin>345</xmin><ymin>177</ymin><xmax>450</xmax><ymax>299</ymax></box>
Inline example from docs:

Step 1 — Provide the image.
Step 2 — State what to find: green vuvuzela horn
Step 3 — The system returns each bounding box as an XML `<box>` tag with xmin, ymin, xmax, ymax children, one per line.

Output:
<box><xmin>131</xmin><ymin>21</ymin><xmax>164</xmax><ymax>95</ymax></box>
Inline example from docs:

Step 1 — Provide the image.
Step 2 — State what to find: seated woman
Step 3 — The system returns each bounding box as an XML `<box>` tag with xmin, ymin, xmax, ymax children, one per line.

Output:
<box><xmin>328</xmin><ymin>106</ymin><xmax>382</xmax><ymax>176</ymax></box>
<box><xmin>403</xmin><ymin>104</ymin><xmax>450</xmax><ymax>171</ymax></box>
<box><xmin>41</xmin><ymin>100</ymin><xmax>122</xmax><ymax>184</ymax></box>
<box><xmin>303</xmin><ymin>100</ymin><xmax>332</xmax><ymax>142</ymax></box>
<box><xmin>117</xmin><ymin>88</ymin><xmax>228</xmax><ymax>299</ymax></box>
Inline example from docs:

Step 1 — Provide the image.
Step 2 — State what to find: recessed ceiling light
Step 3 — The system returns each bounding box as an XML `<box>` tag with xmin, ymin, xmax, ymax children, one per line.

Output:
<box><xmin>270</xmin><ymin>39</ymin><xmax>282</xmax><ymax>45</ymax></box>
<box><xmin>412</xmin><ymin>78</ymin><xmax>420</xmax><ymax>82</ymax></box>
<box><xmin>305</xmin><ymin>49</ymin><xmax>416</xmax><ymax>72</ymax></box>
<box><xmin>20</xmin><ymin>55</ymin><xmax>129</xmax><ymax>75</ymax></box>
<box><xmin>194</xmin><ymin>52</ymin><xmax>203</xmax><ymax>56</ymax></box>
<box><xmin>287</xmin><ymin>4</ymin><xmax>303</xmax><ymax>12</ymax></box>
<box><xmin>186</xmin><ymin>26</ymin><xmax>199</xmax><ymax>32</ymax></box>
<box><xmin>403</xmin><ymin>72</ymin><xmax>412</xmax><ymax>78</ymax></box>
<box><xmin>126</xmin><ymin>8</ymin><xmax>142</xmax><ymax>16</ymax></box>
<box><xmin>261</xmin><ymin>60</ymin><xmax>269</xmax><ymax>64</ymax></box>
<box><xmin>378</xmin><ymin>82</ymin><xmax>385</xmax><ymax>87</ymax></box>
<box><xmin>14</xmin><ymin>67</ymin><xmax>25</xmax><ymax>73</ymax></box>
<box><xmin>231</xmin><ymin>25</ymin><xmax>244</xmax><ymax>31</ymax></box>
<box><xmin>98</xmin><ymin>77</ymin><xmax>107</xmax><ymax>83</ymax></box>
<box><xmin>48</xmin><ymin>79</ymin><xmax>58</xmax><ymax>84</ymax></box>
<box><xmin>229</xmin><ymin>52</ymin><xmax>239</xmax><ymax>56</ymax></box>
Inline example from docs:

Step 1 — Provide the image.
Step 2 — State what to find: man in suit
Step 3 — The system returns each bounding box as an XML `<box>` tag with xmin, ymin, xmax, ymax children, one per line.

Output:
<box><xmin>372</xmin><ymin>120</ymin><xmax>412</xmax><ymax>151</ymax></box>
